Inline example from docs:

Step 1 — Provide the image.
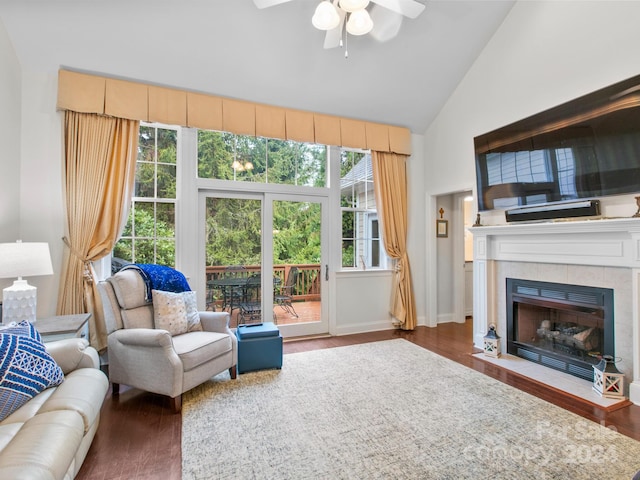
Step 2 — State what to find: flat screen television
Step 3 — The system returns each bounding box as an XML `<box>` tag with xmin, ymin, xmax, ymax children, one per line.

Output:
<box><xmin>474</xmin><ymin>74</ymin><xmax>640</xmax><ymax>212</ymax></box>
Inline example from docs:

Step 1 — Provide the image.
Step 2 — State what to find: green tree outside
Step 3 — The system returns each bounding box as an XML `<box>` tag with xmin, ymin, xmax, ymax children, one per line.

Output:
<box><xmin>199</xmin><ymin>130</ymin><xmax>326</xmax><ymax>267</ymax></box>
<box><xmin>116</xmin><ymin>126</ymin><xmax>328</xmax><ymax>269</ymax></box>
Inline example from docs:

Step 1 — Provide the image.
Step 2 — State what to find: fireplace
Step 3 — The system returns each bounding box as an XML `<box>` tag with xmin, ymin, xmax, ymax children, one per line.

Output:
<box><xmin>506</xmin><ymin>278</ymin><xmax>614</xmax><ymax>381</ymax></box>
<box><xmin>472</xmin><ymin>218</ymin><xmax>640</xmax><ymax>403</ymax></box>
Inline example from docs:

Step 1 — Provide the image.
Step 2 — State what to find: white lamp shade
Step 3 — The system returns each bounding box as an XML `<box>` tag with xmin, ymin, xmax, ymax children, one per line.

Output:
<box><xmin>346</xmin><ymin>9</ymin><xmax>373</xmax><ymax>36</ymax></box>
<box><xmin>312</xmin><ymin>1</ymin><xmax>341</xmax><ymax>30</ymax></box>
<box><xmin>0</xmin><ymin>242</ymin><xmax>53</xmax><ymax>279</ymax></box>
<box><xmin>339</xmin><ymin>0</ymin><xmax>369</xmax><ymax>13</ymax></box>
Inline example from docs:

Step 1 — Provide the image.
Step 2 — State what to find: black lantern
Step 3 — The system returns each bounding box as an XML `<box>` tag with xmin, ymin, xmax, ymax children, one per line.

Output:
<box><xmin>483</xmin><ymin>324</ymin><xmax>501</xmax><ymax>358</ymax></box>
<box><xmin>593</xmin><ymin>355</ymin><xmax>625</xmax><ymax>399</ymax></box>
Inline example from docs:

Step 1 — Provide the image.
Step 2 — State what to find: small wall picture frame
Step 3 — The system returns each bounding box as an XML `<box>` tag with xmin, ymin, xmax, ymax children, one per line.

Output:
<box><xmin>436</xmin><ymin>219</ymin><xmax>448</xmax><ymax>238</ymax></box>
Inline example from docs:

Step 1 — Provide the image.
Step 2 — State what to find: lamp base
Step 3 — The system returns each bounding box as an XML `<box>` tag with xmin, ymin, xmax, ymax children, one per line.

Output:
<box><xmin>2</xmin><ymin>279</ymin><xmax>37</xmax><ymax>325</ymax></box>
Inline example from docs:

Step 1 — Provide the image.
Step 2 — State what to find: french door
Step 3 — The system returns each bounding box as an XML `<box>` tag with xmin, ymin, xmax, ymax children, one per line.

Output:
<box><xmin>199</xmin><ymin>191</ymin><xmax>328</xmax><ymax>338</ymax></box>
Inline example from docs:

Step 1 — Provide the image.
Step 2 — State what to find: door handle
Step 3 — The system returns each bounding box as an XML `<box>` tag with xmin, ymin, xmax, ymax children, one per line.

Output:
<box><xmin>325</xmin><ymin>265</ymin><xmax>329</xmax><ymax>281</ymax></box>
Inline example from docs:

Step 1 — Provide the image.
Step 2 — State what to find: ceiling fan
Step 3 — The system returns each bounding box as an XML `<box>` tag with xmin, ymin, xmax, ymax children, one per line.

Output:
<box><xmin>253</xmin><ymin>0</ymin><xmax>426</xmax><ymax>54</ymax></box>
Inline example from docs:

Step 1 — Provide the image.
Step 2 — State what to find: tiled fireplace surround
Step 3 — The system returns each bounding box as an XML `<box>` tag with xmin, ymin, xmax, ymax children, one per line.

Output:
<box><xmin>472</xmin><ymin>217</ymin><xmax>640</xmax><ymax>405</ymax></box>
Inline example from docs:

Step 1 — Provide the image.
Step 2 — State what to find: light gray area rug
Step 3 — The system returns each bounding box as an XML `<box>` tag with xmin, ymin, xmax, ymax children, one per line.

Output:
<box><xmin>182</xmin><ymin>339</ymin><xmax>640</xmax><ymax>479</ymax></box>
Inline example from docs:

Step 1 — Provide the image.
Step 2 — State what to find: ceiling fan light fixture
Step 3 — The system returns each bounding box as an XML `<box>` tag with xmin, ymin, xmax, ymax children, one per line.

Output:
<box><xmin>232</xmin><ymin>160</ymin><xmax>243</xmax><ymax>171</ymax></box>
<box><xmin>312</xmin><ymin>1</ymin><xmax>341</xmax><ymax>30</ymax></box>
<box><xmin>338</xmin><ymin>0</ymin><xmax>369</xmax><ymax>13</ymax></box>
<box><xmin>346</xmin><ymin>8</ymin><xmax>373</xmax><ymax>36</ymax></box>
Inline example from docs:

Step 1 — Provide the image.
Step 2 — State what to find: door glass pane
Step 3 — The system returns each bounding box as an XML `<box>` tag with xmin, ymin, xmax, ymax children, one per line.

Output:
<box><xmin>272</xmin><ymin>200</ymin><xmax>322</xmax><ymax>325</ymax></box>
<box><xmin>204</xmin><ymin>197</ymin><xmax>262</xmax><ymax>327</ymax></box>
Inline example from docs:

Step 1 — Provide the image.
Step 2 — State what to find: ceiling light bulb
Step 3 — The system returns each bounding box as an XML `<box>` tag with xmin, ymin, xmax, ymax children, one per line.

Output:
<box><xmin>232</xmin><ymin>160</ymin><xmax>243</xmax><ymax>171</ymax></box>
<box><xmin>339</xmin><ymin>0</ymin><xmax>369</xmax><ymax>13</ymax></box>
<box><xmin>346</xmin><ymin>9</ymin><xmax>373</xmax><ymax>36</ymax></box>
<box><xmin>312</xmin><ymin>1</ymin><xmax>340</xmax><ymax>31</ymax></box>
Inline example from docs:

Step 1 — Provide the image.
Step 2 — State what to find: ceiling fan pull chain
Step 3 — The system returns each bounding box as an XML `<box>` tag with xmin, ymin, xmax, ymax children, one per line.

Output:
<box><xmin>343</xmin><ymin>14</ymin><xmax>349</xmax><ymax>58</ymax></box>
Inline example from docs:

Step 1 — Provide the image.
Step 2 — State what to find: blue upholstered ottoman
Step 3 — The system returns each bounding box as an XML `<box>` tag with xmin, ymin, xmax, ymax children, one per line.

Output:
<box><xmin>236</xmin><ymin>322</ymin><xmax>283</xmax><ymax>374</ymax></box>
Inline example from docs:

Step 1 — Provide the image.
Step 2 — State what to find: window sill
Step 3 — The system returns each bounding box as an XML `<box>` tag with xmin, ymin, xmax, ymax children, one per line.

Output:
<box><xmin>336</xmin><ymin>269</ymin><xmax>393</xmax><ymax>279</ymax></box>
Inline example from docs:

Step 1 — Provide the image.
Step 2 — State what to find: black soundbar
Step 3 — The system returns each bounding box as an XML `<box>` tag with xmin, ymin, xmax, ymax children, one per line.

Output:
<box><xmin>505</xmin><ymin>199</ymin><xmax>601</xmax><ymax>222</ymax></box>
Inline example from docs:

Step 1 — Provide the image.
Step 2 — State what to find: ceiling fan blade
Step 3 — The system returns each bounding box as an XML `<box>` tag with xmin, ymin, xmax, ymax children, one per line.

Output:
<box><xmin>323</xmin><ymin>8</ymin><xmax>347</xmax><ymax>49</ymax></box>
<box><xmin>253</xmin><ymin>0</ymin><xmax>294</xmax><ymax>8</ymax></box>
<box><xmin>370</xmin><ymin>0</ymin><xmax>426</xmax><ymax>19</ymax></box>
<box><xmin>369</xmin><ymin>5</ymin><xmax>403</xmax><ymax>43</ymax></box>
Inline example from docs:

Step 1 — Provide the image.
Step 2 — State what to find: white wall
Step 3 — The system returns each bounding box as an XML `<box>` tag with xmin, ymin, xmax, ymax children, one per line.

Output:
<box><xmin>425</xmin><ymin>0</ymin><xmax>640</xmax><ymax>211</ymax></box>
<box><xmin>19</xmin><ymin>70</ymin><xmax>65</xmax><ymax>318</ymax></box>
<box><xmin>0</xmin><ymin>20</ymin><xmax>63</xmax><ymax>318</ymax></box>
<box><xmin>0</xmin><ymin>17</ymin><xmax>21</xmax><ymax>244</ymax></box>
<box><xmin>406</xmin><ymin>134</ymin><xmax>426</xmax><ymax>327</ymax></box>
<box><xmin>335</xmin><ymin>270</ymin><xmax>393</xmax><ymax>335</ymax></box>
<box><xmin>435</xmin><ymin>194</ymin><xmax>454</xmax><ymax>322</ymax></box>
<box><xmin>423</xmin><ymin>0</ymin><xmax>640</xmax><ymax>321</ymax></box>
<box><xmin>0</xmin><ymin>18</ymin><xmax>24</xmax><ymax>305</ymax></box>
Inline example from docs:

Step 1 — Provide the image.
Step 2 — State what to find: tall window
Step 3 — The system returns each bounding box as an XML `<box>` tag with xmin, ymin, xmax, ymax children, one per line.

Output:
<box><xmin>113</xmin><ymin>126</ymin><xmax>385</xmax><ymax>272</ymax></box>
<box><xmin>340</xmin><ymin>149</ymin><xmax>385</xmax><ymax>269</ymax></box>
<box><xmin>113</xmin><ymin>124</ymin><xmax>178</xmax><ymax>267</ymax></box>
<box><xmin>197</xmin><ymin>130</ymin><xmax>326</xmax><ymax>187</ymax></box>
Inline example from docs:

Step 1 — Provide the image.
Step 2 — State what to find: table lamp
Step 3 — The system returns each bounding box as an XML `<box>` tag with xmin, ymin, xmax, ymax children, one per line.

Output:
<box><xmin>0</xmin><ymin>241</ymin><xmax>53</xmax><ymax>324</ymax></box>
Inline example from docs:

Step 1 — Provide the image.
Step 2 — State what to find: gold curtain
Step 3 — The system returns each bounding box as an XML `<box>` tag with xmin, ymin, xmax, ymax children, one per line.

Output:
<box><xmin>371</xmin><ymin>151</ymin><xmax>416</xmax><ymax>330</ymax></box>
<box><xmin>57</xmin><ymin>111</ymin><xmax>139</xmax><ymax>351</ymax></box>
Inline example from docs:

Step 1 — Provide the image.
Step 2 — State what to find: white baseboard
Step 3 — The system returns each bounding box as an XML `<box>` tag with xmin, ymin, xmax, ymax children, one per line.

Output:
<box><xmin>629</xmin><ymin>380</ymin><xmax>640</xmax><ymax>405</ymax></box>
<box><xmin>437</xmin><ymin>313</ymin><xmax>454</xmax><ymax>324</ymax></box>
<box><xmin>334</xmin><ymin>319</ymin><xmax>396</xmax><ymax>336</ymax></box>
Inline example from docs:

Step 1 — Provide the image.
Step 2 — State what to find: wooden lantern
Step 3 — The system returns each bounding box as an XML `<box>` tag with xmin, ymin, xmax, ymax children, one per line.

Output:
<box><xmin>593</xmin><ymin>355</ymin><xmax>625</xmax><ymax>399</ymax></box>
<box><xmin>483</xmin><ymin>324</ymin><xmax>501</xmax><ymax>358</ymax></box>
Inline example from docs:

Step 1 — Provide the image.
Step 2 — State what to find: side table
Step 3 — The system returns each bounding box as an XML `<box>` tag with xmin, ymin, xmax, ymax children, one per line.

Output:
<box><xmin>36</xmin><ymin>313</ymin><xmax>91</xmax><ymax>343</ymax></box>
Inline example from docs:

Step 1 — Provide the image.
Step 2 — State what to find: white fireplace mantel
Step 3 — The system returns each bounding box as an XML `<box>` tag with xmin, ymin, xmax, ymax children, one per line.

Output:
<box><xmin>471</xmin><ymin>217</ymin><xmax>640</xmax><ymax>405</ymax></box>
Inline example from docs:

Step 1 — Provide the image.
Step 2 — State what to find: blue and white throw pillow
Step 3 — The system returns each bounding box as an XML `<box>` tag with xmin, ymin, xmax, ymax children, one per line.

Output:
<box><xmin>0</xmin><ymin>320</ymin><xmax>43</xmax><ymax>343</ymax></box>
<box><xmin>0</xmin><ymin>321</ymin><xmax>65</xmax><ymax>421</ymax></box>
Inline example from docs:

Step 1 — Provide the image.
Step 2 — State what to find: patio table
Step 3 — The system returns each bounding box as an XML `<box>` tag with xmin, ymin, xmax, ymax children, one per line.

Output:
<box><xmin>207</xmin><ymin>276</ymin><xmax>281</xmax><ymax>314</ymax></box>
<box><xmin>208</xmin><ymin>277</ymin><xmax>248</xmax><ymax>313</ymax></box>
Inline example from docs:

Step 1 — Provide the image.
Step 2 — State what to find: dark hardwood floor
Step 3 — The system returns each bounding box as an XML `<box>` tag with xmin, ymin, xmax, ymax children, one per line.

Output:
<box><xmin>76</xmin><ymin>319</ymin><xmax>640</xmax><ymax>479</ymax></box>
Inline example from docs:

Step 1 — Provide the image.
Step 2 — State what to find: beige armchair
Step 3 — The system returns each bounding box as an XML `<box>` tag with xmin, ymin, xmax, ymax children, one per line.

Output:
<box><xmin>98</xmin><ymin>269</ymin><xmax>237</xmax><ymax>412</ymax></box>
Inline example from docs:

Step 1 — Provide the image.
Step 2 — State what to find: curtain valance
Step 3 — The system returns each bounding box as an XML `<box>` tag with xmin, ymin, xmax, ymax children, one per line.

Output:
<box><xmin>57</xmin><ymin>69</ymin><xmax>412</xmax><ymax>155</ymax></box>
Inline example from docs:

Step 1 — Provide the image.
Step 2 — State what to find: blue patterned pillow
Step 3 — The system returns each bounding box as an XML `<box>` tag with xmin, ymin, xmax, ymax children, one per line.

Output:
<box><xmin>0</xmin><ymin>321</ymin><xmax>65</xmax><ymax>420</ymax></box>
<box><xmin>1</xmin><ymin>320</ymin><xmax>43</xmax><ymax>343</ymax></box>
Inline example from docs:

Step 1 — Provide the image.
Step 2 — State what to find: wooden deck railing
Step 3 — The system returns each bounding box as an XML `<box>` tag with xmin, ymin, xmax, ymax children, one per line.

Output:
<box><xmin>205</xmin><ymin>264</ymin><xmax>320</xmax><ymax>309</ymax></box>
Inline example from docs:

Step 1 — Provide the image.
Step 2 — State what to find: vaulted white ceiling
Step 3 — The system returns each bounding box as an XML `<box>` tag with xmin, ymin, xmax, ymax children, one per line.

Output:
<box><xmin>0</xmin><ymin>0</ymin><xmax>514</xmax><ymax>133</ymax></box>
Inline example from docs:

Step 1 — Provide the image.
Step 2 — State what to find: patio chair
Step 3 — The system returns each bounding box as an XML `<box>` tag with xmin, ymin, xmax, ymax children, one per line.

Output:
<box><xmin>239</xmin><ymin>274</ymin><xmax>262</xmax><ymax>325</ymax></box>
<box><xmin>205</xmin><ymin>285</ymin><xmax>216</xmax><ymax>311</ymax></box>
<box><xmin>274</xmin><ymin>266</ymin><xmax>298</xmax><ymax>318</ymax></box>
<box><xmin>223</xmin><ymin>265</ymin><xmax>247</xmax><ymax>313</ymax></box>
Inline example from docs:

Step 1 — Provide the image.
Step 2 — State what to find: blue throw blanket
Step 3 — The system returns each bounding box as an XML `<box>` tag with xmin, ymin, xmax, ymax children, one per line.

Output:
<box><xmin>121</xmin><ymin>264</ymin><xmax>191</xmax><ymax>303</ymax></box>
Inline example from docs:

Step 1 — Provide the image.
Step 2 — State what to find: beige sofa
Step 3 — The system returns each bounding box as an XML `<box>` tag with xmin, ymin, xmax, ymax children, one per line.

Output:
<box><xmin>0</xmin><ymin>337</ymin><xmax>108</xmax><ymax>479</ymax></box>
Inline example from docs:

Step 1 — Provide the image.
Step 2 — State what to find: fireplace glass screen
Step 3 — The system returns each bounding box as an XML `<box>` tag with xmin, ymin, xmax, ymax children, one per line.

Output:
<box><xmin>507</xmin><ymin>278</ymin><xmax>614</xmax><ymax>381</ymax></box>
<box><xmin>516</xmin><ymin>303</ymin><xmax>603</xmax><ymax>359</ymax></box>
